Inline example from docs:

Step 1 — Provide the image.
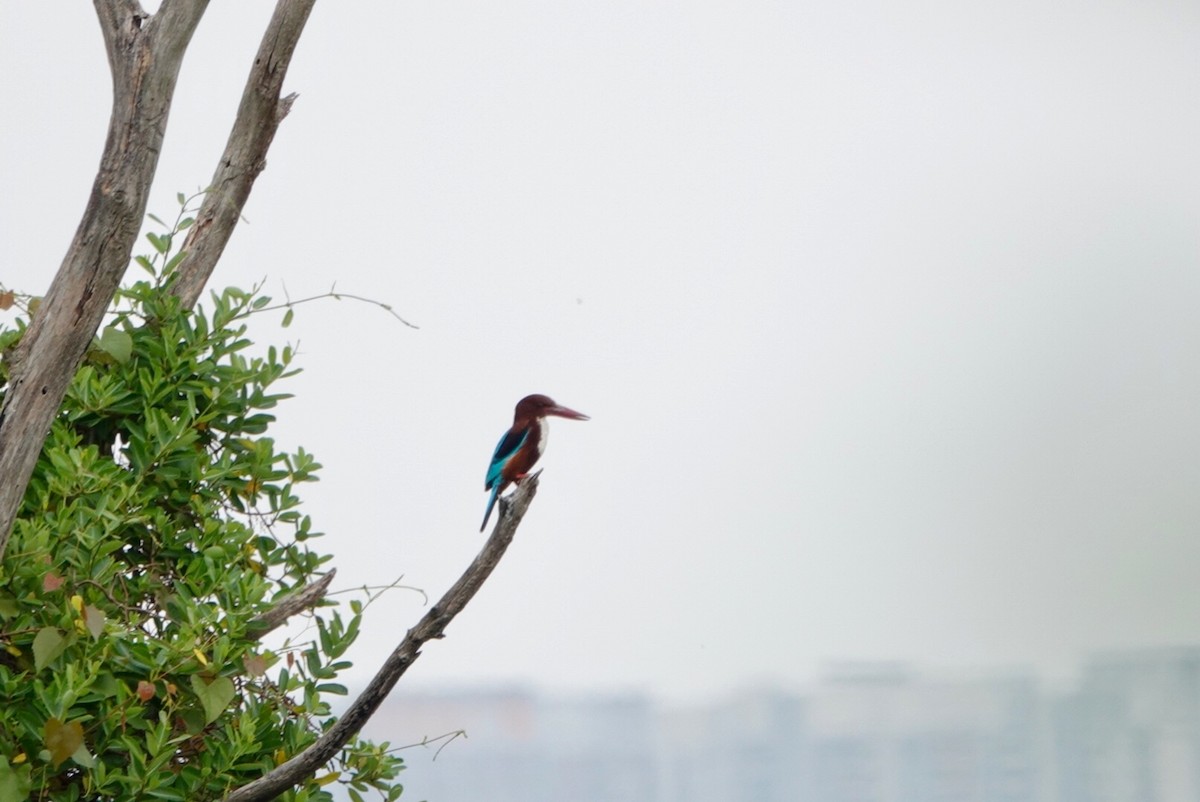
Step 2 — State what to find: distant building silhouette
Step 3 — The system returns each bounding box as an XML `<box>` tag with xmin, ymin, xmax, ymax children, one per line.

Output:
<box><xmin>356</xmin><ymin>647</ymin><xmax>1200</xmax><ymax>802</ymax></box>
<box><xmin>796</xmin><ymin>663</ymin><xmax>1043</xmax><ymax>801</ymax></box>
<box><xmin>658</xmin><ymin>687</ymin><xmax>806</xmax><ymax>802</ymax></box>
<box><xmin>364</xmin><ymin>687</ymin><xmax>656</xmax><ymax>802</ymax></box>
<box><xmin>1053</xmin><ymin>647</ymin><xmax>1200</xmax><ymax>802</ymax></box>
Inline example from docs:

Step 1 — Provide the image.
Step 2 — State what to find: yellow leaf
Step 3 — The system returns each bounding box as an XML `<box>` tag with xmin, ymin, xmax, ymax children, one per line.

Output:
<box><xmin>70</xmin><ymin>595</ymin><xmax>84</xmax><ymax>614</ymax></box>
<box><xmin>11</xmin><ymin>753</ymin><xmax>26</xmax><ymax>764</ymax></box>
<box><xmin>193</xmin><ymin>648</ymin><xmax>208</xmax><ymax>666</ymax></box>
<box><xmin>4</xmin><ymin>644</ymin><xmax>20</xmax><ymax>657</ymax></box>
<box><xmin>274</xmin><ymin>748</ymin><xmax>287</xmax><ymax>765</ymax></box>
<box><xmin>315</xmin><ymin>772</ymin><xmax>341</xmax><ymax>786</ymax></box>
<box><xmin>43</xmin><ymin>718</ymin><xmax>83</xmax><ymax>767</ymax></box>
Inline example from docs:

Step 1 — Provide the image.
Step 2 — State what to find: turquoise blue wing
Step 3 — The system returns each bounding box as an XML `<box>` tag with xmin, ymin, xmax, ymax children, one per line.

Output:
<box><xmin>485</xmin><ymin>427</ymin><xmax>528</xmax><ymax>490</ymax></box>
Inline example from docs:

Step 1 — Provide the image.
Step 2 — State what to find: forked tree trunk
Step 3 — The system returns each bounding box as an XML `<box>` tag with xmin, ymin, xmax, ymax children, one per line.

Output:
<box><xmin>0</xmin><ymin>0</ymin><xmax>209</xmax><ymax>560</ymax></box>
<box><xmin>0</xmin><ymin>5</ymin><xmax>547</xmax><ymax>801</ymax></box>
<box><xmin>0</xmin><ymin>0</ymin><xmax>317</xmax><ymax>560</ymax></box>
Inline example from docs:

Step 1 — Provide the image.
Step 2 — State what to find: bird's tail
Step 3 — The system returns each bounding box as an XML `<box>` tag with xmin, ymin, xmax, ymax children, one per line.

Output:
<box><xmin>480</xmin><ymin>484</ymin><xmax>501</xmax><ymax>532</ymax></box>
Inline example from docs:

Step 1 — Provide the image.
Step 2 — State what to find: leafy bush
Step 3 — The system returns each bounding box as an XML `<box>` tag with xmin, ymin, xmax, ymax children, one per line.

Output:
<box><xmin>0</xmin><ymin>213</ymin><xmax>405</xmax><ymax>801</ymax></box>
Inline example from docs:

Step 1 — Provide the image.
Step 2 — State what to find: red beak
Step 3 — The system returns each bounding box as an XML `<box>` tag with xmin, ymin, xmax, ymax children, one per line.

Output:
<box><xmin>547</xmin><ymin>404</ymin><xmax>590</xmax><ymax>421</ymax></box>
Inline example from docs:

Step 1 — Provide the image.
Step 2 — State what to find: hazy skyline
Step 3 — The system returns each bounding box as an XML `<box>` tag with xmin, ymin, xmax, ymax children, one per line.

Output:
<box><xmin>2</xmin><ymin>0</ymin><xmax>1198</xmax><ymax>701</ymax></box>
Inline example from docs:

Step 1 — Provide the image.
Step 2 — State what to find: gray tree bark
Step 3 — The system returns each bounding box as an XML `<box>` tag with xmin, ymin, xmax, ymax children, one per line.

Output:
<box><xmin>248</xmin><ymin>568</ymin><xmax>336</xmax><ymax>642</ymax></box>
<box><xmin>169</xmin><ymin>0</ymin><xmax>316</xmax><ymax>309</ymax></box>
<box><xmin>0</xmin><ymin>0</ymin><xmax>314</xmax><ymax>560</ymax></box>
<box><xmin>0</xmin><ymin>0</ymin><xmax>209</xmax><ymax>559</ymax></box>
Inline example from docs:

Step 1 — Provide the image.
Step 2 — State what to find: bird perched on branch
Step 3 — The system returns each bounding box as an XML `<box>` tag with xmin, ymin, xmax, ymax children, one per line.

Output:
<box><xmin>481</xmin><ymin>394</ymin><xmax>589</xmax><ymax>532</ymax></box>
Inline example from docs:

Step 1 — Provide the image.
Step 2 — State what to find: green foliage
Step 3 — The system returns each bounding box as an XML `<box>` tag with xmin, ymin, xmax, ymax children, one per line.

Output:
<box><xmin>0</xmin><ymin>209</ymin><xmax>405</xmax><ymax>801</ymax></box>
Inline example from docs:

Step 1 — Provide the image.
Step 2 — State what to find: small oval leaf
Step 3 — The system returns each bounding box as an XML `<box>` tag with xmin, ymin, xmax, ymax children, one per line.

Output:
<box><xmin>83</xmin><ymin>605</ymin><xmax>106</xmax><ymax>639</ymax></box>
<box><xmin>98</xmin><ymin>327</ymin><xmax>133</xmax><ymax>364</ymax></box>
<box><xmin>32</xmin><ymin>628</ymin><xmax>67</xmax><ymax>671</ymax></box>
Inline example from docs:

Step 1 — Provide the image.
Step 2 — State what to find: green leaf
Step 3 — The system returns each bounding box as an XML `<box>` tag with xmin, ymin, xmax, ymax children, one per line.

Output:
<box><xmin>282</xmin><ymin>308</ymin><xmax>294</xmax><ymax>328</ymax></box>
<box><xmin>33</xmin><ymin>627</ymin><xmax>67</xmax><ymax>671</ymax></box>
<box><xmin>44</xmin><ymin>718</ymin><xmax>84</xmax><ymax>767</ymax></box>
<box><xmin>98</xmin><ymin>327</ymin><xmax>133</xmax><ymax>364</ymax></box>
<box><xmin>191</xmin><ymin>675</ymin><xmax>236</xmax><ymax>724</ymax></box>
<box><xmin>164</xmin><ymin>251</ymin><xmax>188</xmax><ymax>273</ymax></box>
<box><xmin>84</xmin><ymin>604</ymin><xmax>106</xmax><ymax>639</ymax></box>
<box><xmin>0</xmin><ymin>592</ymin><xmax>19</xmax><ymax>619</ymax></box>
<box><xmin>3</xmin><ymin>261</ymin><xmax>404</xmax><ymax>799</ymax></box>
<box><xmin>71</xmin><ymin>743</ymin><xmax>96</xmax><ymax>768</ymax></box>
<box><xmin>0</xmin><ymin>756</ymin><xmax>32</xmax><ymax>801</ymax></box>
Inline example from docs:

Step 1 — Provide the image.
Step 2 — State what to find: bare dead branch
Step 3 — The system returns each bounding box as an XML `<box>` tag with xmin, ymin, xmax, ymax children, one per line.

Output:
<box><xmin>170</xmin><ymin>0</ymin><xmax>317</xmax><ymax>309</ymax></box>
<box><xmin>247</xmin><ymin>568</ymin><xmax>336</xmax><ymax>641</ymax></box>
<box><xmin>221</xmin><ymin>474</ymin><xmax>544</xmax><ymax>802</ymax></box>
<box><xmin>0</xmin><ymin>1</ymin><xmax>209</xmax><ymax>559</ymax></box>
<box><xmin>93</xmin><ymin>0</ymin><xmax>144</xmax><ymax>58</ymax></box>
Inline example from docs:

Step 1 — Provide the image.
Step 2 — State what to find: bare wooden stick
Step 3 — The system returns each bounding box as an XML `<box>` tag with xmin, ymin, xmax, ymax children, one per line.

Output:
<box><xmin>169</xmin><ymin>0</ymin><xmax>316</xmax><ymax>309</ymax></box>
<box><xmin>0</xmin><ymin>0</ymin><xmax>209</xmax><ymax>560</ymax></box>
<box><xmin>221</xmin><ymin>474</ymin><xmax>543</xmax><ymax>802</ymax></box>
<box><xmin>247</xmin><ymin>568</ymin><xmax>337</xmax><ymax>641</ymax></box>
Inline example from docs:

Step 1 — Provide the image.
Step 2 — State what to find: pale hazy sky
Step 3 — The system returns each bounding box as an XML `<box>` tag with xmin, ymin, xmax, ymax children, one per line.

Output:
<box><xmin>2</xmin><ymin>0</ymin><xmax>1198</xmax><ymax>701</ymax></box>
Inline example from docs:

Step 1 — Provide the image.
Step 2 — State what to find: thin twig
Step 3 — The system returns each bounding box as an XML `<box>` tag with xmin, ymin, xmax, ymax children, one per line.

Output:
<box><xmin>378</xmin><ymin>729</ymin><xmax>468</xmax><ymax>760</ymax></box>
<box><xmin>256</xmin><ymin>286</ymin><xmax>419</xmax><ymax>329</ymax></box>
<box><xmin>325</xmin><ymin>574</ymin><xmax>429</xmax><ymax>606</ymax></box>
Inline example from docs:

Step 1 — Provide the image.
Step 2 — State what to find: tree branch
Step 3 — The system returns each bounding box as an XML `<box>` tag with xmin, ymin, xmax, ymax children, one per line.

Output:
<box><xmin>246</xmin><ymin>568</ymin><xmax>336</xmax><ymax>642</ymax></box>
<box><xmin>93</xmin><ymin>0</ymin><xmax>144</xmax><ymax>62</ymax></box>
<box><xmin>0</xmin><ymin>0</ymin><xmax>209</xmax><ymax>560</ymax></box>
<box><xmin>221</xmin><ymin>474</ymin><xmax>543</xmax><ymax>802</ymax></box>
<box><xmin>169</xmin><ymin>0</ymin><xmax>317</xmax><ymax>309</ymax></box>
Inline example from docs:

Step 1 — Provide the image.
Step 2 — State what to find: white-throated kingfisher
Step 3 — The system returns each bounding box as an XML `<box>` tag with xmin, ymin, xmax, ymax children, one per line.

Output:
<box><xmin>480</xmin><ymin>394</ymin><xmax>589</xmax><ymax>532</ymax></box>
